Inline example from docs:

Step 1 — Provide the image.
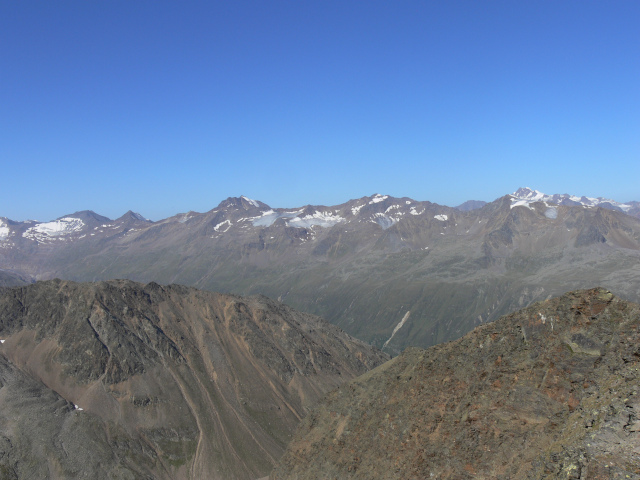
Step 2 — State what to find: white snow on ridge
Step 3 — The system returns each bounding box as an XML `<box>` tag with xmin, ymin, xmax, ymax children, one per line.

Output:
<box><xmin>250</xmin><ymin>209</ymin><xmax>343</xmax><ymax>228</ymax></box>
<box><xmin>410</xmin><ymin>207</ymin><xmax>424</xmax><ymax>216</ymax></box>
<box><xmin>434</xmin><ymin>214</ymin><xmax>448</xmax><ymax>221</ymax></box>
<box><xmin>371</xmin><ymin>213</ymin><xmax>397</xmax><ymax>229</ymax></box>
<box><xmin>0</xmin><ymin>221</ymin><xmax>9</xmax><ymax>238</ymax></box>
<box><xmin>509</xmin><ymin>199</ymin><xmax>536</xmax><ymax>210</ymax></box>
<box><xmin>288</xmin><ymin>212</ymin><xmax>345</xmax><ymax>228</ymax></box>
<box><xmin>351</xmin><ymin>204</ymin><xmax>365</xmax><ymax>215</ymax></box>
<box><xmin>252</xmin><ymin>210</ymin><xmax>301</xmax><ymax>227</ymax></box>
<box><xmin>369</xmin><ymin>194</ymin><xmax>388</xmax><ymax>204</ymax></box>
<box><xmin>23</xmin><ymin>218</ymin><xmax>85</xmax><ymax>241</ymax></box>
<box><xmin>513</xmin><ymin>188</ymin><xmax>546</xmax><ymax>202</ymax></box>
<box><xmin>213</xmin><ymin>220</ymin><xmax>232</xmax><ymax>232</ymax></box>
<box><xmin>511</xmin><ymin>187</ymin><xmax>632</xmax><ymax>212</ymax></box>
<box><xmin>252</xmin><ymin>210</ymin><xmax>278</xmax><ymax>227</ymax></box>
<box><xmin>241</xmin><ymin>196</ymin><xmax>259</xmax><ymax>208</ymax></box>
<box><xmin>385</xmin><ymin>205</ymin><xmax>401</xmax><ymax>214</ymax></box>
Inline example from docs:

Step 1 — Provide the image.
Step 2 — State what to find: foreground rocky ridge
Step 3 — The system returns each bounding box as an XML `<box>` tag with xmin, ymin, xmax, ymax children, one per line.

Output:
<box><xmin>0</xmin><ymin>280</ymin><xmax>388</xmax><ymax>479</ymax></box>
<box><xmin>272</xmin><ymin>288</ymin><xmax>640</xmax><ymax>479</ymax></box>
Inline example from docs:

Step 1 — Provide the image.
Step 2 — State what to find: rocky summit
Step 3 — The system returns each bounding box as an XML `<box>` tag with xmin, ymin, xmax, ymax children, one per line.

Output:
<box><xmin>271</xmin><ymin>288</ymin><xmax>640</xmax><ymax>479</ymax></box>
<box><xmin>0</xmin><ymin>280</ymin><xmax>388</xmax><ymax>480</ymax></box>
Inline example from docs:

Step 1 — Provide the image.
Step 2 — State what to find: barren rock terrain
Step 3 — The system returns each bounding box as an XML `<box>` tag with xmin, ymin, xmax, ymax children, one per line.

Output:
<box><xmin>272</xmin><ymin>288</ymin><xmax>640</xmax><ymax>479</ymax></box>
<box><xmin>0</xmin><ymin>280</ymin><xmax>387</xmax><ymax>479</ymax></box>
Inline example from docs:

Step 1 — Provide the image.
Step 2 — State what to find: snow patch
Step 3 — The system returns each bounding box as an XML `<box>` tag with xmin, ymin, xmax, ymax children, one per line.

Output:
<box><xmin>23</xmin><ymin>218</ymin><xmax>85</xmax><ymax>241</ymax></box>
<box><xmin>252</xmin><ymin>210</ymin><xmax>301</xmax><ymax>227</ymax></box>
<box><xmin>544</xmin><ymin>207</ymin><xmax>558</xmax><ymax>219</ymax></box>
<box><xmin>0</xmin><ymin>221</ymin><xmax>9</xmax><ymax>238</ymax></box>
<box><xmin>410</xmin><ymin>207</ymin><xmax>424</xmax><ymax>216</ymax></box>
<box><xmin>434</xmin><ymin>214</ymin><xmax>448</xmax><ymax>221</ymax></box>
<box><xmin>385</xmin><ymin>205</ymin><xmax>401</xmax><ymax>213</ymax></box>
<box><xmin>0</xmin><ymin>340</ymin><xmax>4</xmax><ymax>344</ymax></box>
<box><xmin>351</xmin><ymin>204</ymin><xmax>365</xmax><ymax>215</ymax></box>
<box><xmin>510</xmin><ymin>199</ymin><xmax>536</xmax><ymax>210</ymax></box>
<box><xmin>288</xmin><ymin>212</ymin><xmax>345</xmax><ymax>228</ymax></box>
<box><xmin>241</xmin><ymin>196</ymin><xmax>259</xmax><ymax>208</ymax></box>
<box><xmin>369</xmin><ymin>194</ymin><xmax>388</xmax><ymax>204</ymax></box>
<box><xmin>213</xmin><ymin>220</ymin><xmax>232</xmax><ymax>232</ymax></box>
<box><xmin>371</xmin><ymin>213</ymin><xmax>397</xmax><ymax>229</ymax></box>
<box><xmin>383</xmin><ymin>311</ymin><xmax>410</xmax><ymax>349</ymax></box>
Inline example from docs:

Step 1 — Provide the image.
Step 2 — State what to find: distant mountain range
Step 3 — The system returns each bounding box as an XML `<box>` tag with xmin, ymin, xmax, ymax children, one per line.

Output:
<box><xmin>509</xmin><ymin>187</ymin><xmax>639</xmax><ymax>215</ymax></box>
<box><xmin>456</xmin><ymin>187</ymin><xmax>639</xmax><ymax>215</ymax></box>
<box><xmin>1</xmin><ymin>188</ymin><xmax>640</xmax><ymax>354</ymax></box>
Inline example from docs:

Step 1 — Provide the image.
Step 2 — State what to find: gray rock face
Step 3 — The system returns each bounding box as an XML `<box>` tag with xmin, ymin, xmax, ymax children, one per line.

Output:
<box><xmin>0</xmin><ymin>280</ymin><xmax>388</xmax><ymax>479</ymax></box>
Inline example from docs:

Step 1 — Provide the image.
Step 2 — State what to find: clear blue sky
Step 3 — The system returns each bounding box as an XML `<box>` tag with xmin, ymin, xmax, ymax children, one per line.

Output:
<box><xmin>1</xmin><ymin>1</ymin><xmax>638</xmax><ymax>221</ymax></box>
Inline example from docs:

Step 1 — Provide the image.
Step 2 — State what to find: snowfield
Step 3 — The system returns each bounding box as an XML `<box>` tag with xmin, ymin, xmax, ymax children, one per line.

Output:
<box><xmin>241</xmin><ymin>196</ymin><xmax>259</xmax><ymax>207</ymax></box>
<box><xmin>369</xmin><ymin>194</ymin><xmax>388</xmax><ymax>204</ymax></box>
<box><xmin>510</xmin><ymin>187</ymin><xmax>632</xmax><ymax>212</ymax></box>
<box><xmin>0</xmin><ymin>221</ymin><xmax>9</xmax><ymax>238</ymax></box>
<box><xmin>23</xmin><ymin>218</ymin><xmax>85</xmax><ymax>241</ymax></box>
<box><xmin>288</xmin><ymin>212</ymin><xmax>345</xmax><ymax>228</ymax></box>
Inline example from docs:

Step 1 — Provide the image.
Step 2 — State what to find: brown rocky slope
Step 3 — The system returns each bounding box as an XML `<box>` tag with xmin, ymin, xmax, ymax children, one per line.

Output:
<box><xmin>0</xmin><ymin>279</ymin><xmax>388</xmax><ymax>479</ymax></box>
<box><xmin>272</xmin><ymin>288</ymin><xmax>640</xmax><ymax>479</ymax></box>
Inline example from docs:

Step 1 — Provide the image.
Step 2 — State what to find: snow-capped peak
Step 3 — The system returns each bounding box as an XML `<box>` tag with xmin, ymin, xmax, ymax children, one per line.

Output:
<box><xmin>369</xmin><ymin>194</ymin><xmax>389</xmax><ymax>205</ymax></box>
<box><xmin>512</xmin><ymin>187</ymin><xmax>545</xmax><ymax>201</ymax></box>
<box><xmin>241</xmin><ymin>196</ymin><xmax>260</xmax><ymax>208</ymax></box>
<box><xmin>510</xmin><ymin>187</ymin><xmax>632</xmax><ymax>212</ymax></box>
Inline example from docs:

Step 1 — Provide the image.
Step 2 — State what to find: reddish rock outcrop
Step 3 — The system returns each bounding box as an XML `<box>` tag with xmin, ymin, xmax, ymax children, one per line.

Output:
<box><xmin>272</xmin><ymin>288</ymin><xmax>640</xmax><ymax>479</ymax></box>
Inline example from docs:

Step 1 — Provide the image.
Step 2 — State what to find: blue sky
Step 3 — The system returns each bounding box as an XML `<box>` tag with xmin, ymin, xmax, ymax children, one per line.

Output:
<box><xmin>1</xmin><ymin>1</ymin><xmax>638</xmax><ymax>221</ymax></box>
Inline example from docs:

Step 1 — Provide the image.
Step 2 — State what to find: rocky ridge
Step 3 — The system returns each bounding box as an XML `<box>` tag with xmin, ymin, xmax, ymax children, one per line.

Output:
<box><xmin>0</xmin><ymin>280</ymin><xmax>388</xmax><ymax>479</ymax></box>
<box><xmin>272</xmin><ymin>288</ymin><xmax>640</xmax><ymax>479</ymax></box>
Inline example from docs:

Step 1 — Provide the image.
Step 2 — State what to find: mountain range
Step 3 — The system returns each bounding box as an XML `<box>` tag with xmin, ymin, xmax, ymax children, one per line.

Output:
<box><xmin>2</xmin><ymin>188</ymin><xmax>640</xmax><ymax>354</ymax></box>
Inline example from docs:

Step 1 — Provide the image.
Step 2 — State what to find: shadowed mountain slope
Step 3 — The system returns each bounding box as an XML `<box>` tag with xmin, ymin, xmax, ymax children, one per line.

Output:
<box><xmin>0</xmin><ymin>280</ymin><xmax>388</xmax><ymax>480</ymax></box>
<box><xmin>272</xmin><ymin>288</ymin><xmax>640</xmax><ymax>479</ymax></box>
